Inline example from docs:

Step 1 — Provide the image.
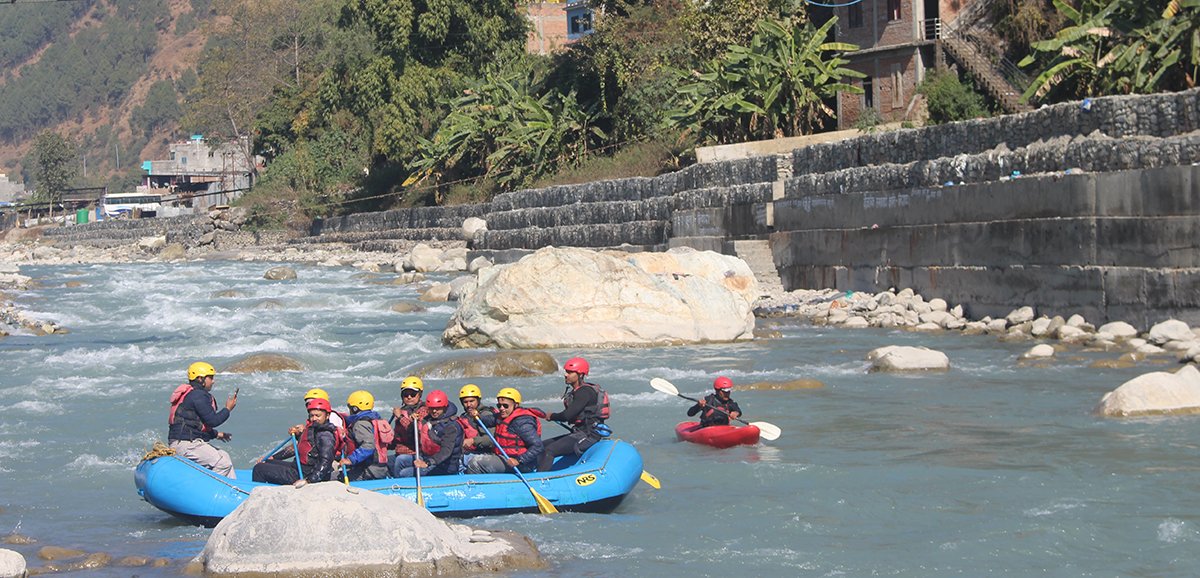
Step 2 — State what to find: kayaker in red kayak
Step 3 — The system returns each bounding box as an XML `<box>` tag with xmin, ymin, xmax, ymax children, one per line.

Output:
<box><xmin>686</xmin><ymin>376</ymin><xmax>742</xmax><ymax>428</ymax></box>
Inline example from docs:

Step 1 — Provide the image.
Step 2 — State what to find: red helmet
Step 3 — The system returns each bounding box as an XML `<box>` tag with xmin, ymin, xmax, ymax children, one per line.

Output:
<box><xmin>564</xmin><ymin>357</ymin><xmax>590</xmax><ymax>375</ymax></box>
<box><xmin>305</xmin><ymin>397</ymin><xmax>332</xmax><ymax>412</ymax></box>
<box><xmin>425</xmin><ymin>390</ymin><xmax>449</xmax><ymax>409</ymax></box>
<box><xmin>714</xmin><ymin>376</ymin><xmax>733</xmax><ymax>391</ymax></box>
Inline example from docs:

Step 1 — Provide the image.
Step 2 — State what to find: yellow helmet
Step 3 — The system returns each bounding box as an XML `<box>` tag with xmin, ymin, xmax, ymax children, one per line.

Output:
<box><xmin>304</xmin><ymin>388</ymin><xmax>330</xmax><ymax>401</ymax></box>
<box><xmin>187</xmin><ymin>362</ymin><xmax>216</xmax><ymax>381</ymax></box>
<box><xmin>496</xmin><ymin>387</ymin><xmax>522</xmax><ymax>405</ymax></box>
<box><xmin>400</xmin><ymin>376</ymin><xmax>424</xmax><ymax>392</ymax></box>
<box><xmin>459</xmin><ymin>384</ymin><xmax>482</xmax><ymax>399</ymax></box>
<box><xmin>347</xmin><ymin>390</ymin><xmax>375</xmax><ymax>411</ymax></box>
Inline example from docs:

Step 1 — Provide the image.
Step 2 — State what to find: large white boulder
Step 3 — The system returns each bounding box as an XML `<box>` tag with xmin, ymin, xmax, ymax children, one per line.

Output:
<box><xmin>462</xmin><ymin>217</ymin><xmax>488</xmax><ymax>238</ymax></box>
<box><xmin>868</xmin><ymin>345</ymin><xmax>950</xmax><ymax>371</ymax></box>
<box><xmin>1097</xmin><ymin>321</ymin><xmax>1138</xmax><ymax>339</ymax></box>
<box><xmin>443</xmin><ymin>247</ymin><xmax>756</xmax><ymax>349</ymax></box>
<box><xmin>196</xmin><ymin>482</ymin><xmax>542</xmax><ymax>576</ymax></box>
<box><xmin>1096</xmin><ymin>365</ymin><xmax>1200</xmax><ymax>417</ymax></box>
<box><xmin>0</xmin><ymin>548</ymin><xmax>25</xmax><ymax>578</ymax></box>
<box><xmin>407</xmin><ymin>243</ymin><xmax>443</xmax><ymax>273</ymax></box>
<box><xmin>866</xmin><ymin>345</ymin><xmax>950</xmax><ymax>372</ymax></box>
<box><xmin>1148</xmin><ymin>319</ymin><xmax>1193</xmax><ymax>344</ymax></box>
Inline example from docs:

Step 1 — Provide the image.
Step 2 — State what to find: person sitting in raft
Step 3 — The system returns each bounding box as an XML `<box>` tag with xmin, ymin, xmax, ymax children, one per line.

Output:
<box><xmin>304</xmin><ymin>387</ymin><xmax>345</xmax><ymax>429</ymax></box>
<box><xmin>339</xmin><ymin>390</ymin><xmax>390</xmax><ymax>481</ymax></box>
<box><xmin>252</xmin><ymin>398</ymin><xmax>344</xmax><ymax>486</ymax></box>
<box><xmin>168</xmin><ymin>361</ymin><xmax>238</xmax><ymax>478</ymax></box>
<box><xmin>389</xmin><ymin>376</ymin><xmax>426</xmax><ymax>476</ymax></box>
<box><xmin>687</xmin><ymin>376</ymin><xmax>742</xmax><ymax>427</ymax></box>
<box><xmin>392</xmin><ymin>390</ymin><xmax>463</xmax><ymax>478</ymax></box>
<box><xmin>466</xmin><ymin>387</ymin><xmax>544</xmax><ymax>474</ymax></box>
<box><xmin>456</xmin><ymin>384</ymin><xmax>495</xmax><ymax>458</ymax></box>
<box><xmin>539</xmin><ymin>357</ymin><xmax>608</xmax><ymax>472</ymax></box>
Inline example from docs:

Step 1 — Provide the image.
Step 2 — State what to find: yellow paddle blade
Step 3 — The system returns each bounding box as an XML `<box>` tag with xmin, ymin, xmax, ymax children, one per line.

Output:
<box><xmin>640</xmin><ymin>470</ymin><xmax>662</xmax><ymax>490</ymax></box>
<box><xmin>532</xmin><ymin>489</ymin><xmax>558</xmax><ymax>514</ymax></box>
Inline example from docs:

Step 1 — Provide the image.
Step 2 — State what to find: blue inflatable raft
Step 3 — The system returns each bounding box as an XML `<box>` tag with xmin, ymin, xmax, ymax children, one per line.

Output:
<box><xmin>135</xmin><ymin>439</ymin><xmax>644</xmax><ymax>526</ymax></box>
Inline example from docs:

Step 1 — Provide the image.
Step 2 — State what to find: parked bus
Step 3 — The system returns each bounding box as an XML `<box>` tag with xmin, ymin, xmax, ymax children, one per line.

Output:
<box><xmin>102</xmin><ymin>192</ymin><xmax>164</xmax><ymax>218</ymax></box>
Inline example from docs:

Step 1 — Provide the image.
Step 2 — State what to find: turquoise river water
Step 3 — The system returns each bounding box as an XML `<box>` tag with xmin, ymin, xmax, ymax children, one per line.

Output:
<box><xmin>1</xmin><ymin>261</ymin><xmax>1199</xmax><ymax>577</ymax></box>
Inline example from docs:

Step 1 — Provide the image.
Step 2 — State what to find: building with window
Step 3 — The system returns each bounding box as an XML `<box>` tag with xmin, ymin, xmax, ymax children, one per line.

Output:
<box><xmin>142</xmin><ymin>135</ymin><xmax>257</xmax><ymax>211</ymax></box>
<box><xmin>829</xmin><ymin>0</ymin><xmax>969</xmax><ymax>128</ymax></box>
<box><xmin>522</xmin><ymin>1</ymin><xmax>596</xmax><ymax>55</ymax></box>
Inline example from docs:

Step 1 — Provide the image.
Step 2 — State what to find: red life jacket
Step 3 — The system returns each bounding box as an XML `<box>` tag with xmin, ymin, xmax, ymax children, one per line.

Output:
<box><xmin>455</xmin><ymin>415</ymin><xmax>480</xmax><ymax>441</ymax></box>
<box><xmin>296</xmin><ymin>422</ymin><xmax>347</xmax><ymax>466</ymax></box>
<box><xmin>168</xmin><ymin>384</ymin><xmax>214</xmax><ymax>431</ymax></box>
<box><xmin>342</xmin><ymin>418</ymin><xmax>394</xmax><ymax>464</ymax></box>
<box><xmin>418</xmin><ymin>419</ymin><xmax>440</xmax><ymax>457</ymax></box>
<box><xmin>563</xmin><ymin>382</ymin><xmax>610</xmax><ymax>425</ymax></box>
<box><xmin>493</xmin><ymin>408</ymin><xmax>542</xmax><ymax>458</ymax></box>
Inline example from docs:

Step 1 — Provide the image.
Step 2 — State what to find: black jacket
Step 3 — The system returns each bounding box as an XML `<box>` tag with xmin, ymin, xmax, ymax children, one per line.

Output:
<box><xmin>168</xmin><ymin>387</ymin><xmax>230</xmax><ymax>442</ymax></box>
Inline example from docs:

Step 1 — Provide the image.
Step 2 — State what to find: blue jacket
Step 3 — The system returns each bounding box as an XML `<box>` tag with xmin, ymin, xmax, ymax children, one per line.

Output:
<box><xmin>345</xmin><ymin>410</ymin><xmax>383</xmax><ymax>465</ymax></box>
<box><xmin>168</xmin><ymin>387</ymin><xmax>231</xmax><ymax>442</ymax></box>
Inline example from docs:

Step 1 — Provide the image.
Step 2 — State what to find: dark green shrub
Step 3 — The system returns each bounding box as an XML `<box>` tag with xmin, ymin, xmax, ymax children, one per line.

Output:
<box><xmin>918</xmin><ymin>70</ymin><xmax>989</xmax><ymax>124</ymax></box>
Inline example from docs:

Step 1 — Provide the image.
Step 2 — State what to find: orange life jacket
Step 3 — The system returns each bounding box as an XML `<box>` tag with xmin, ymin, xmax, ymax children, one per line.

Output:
<box><xmin>493</xmin><ymin>408</ymin><xmax>542</xmax><ymax>458</ymax></box>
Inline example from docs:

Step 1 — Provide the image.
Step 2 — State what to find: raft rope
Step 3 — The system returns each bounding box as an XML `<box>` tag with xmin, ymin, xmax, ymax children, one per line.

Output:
<box><xmin>141</xmin><ymin>441</ymin><xmax>175</xmax><ymax>461</ymax></box>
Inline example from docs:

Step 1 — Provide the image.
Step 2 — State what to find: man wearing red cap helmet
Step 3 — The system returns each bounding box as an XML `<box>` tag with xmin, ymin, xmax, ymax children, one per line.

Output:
<box><xmin>687</xmin><ymin>376</ymin><xmax>742</xmax><ymax>428</ymax></box>
<box><xmin>252</xmin><ymin>397</ymin><xmax>345</xmax><ymax>485</ymax></box>
<box><xmin>392</xmin><ymin>390</ymin><xmax>463</xmax><ymax>478</ymax></box>
<box><xmin>539</xmin><ymin>356</ymin><xmax>610</xmax><ymax>472</ymax></box>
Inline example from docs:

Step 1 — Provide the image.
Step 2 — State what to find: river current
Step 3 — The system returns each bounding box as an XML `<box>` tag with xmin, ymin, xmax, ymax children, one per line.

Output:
<box><xmin>1</xmin><ymin>260</ymin><xmax>1198</xmax><ymax>577</ymax></box>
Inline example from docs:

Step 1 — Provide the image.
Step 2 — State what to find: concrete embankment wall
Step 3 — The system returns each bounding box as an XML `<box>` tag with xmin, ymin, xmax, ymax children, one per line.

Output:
<box><xmin>34</xmin><ymin>89</ymin><xmax>1200</xmax><ymax>324</ymax></box>
<box><xmin>772</xmin><ymin>88</ymin><xmax>1200</xmax><ymax>326</ymax></box>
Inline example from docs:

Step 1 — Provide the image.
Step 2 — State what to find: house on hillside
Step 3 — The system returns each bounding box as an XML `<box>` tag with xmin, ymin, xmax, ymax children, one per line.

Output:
<box><xmin>142</xmin><ymin>136</ymin><xmax>258</xmax><ymax>212</ymax></box>
<box><xmin>0</xmin><ymin>173</ymin><xmax>24</xmax><ymax>204</ymax></box>
<box><xmin>828</xmin><ymin>0</ymin><xmax>1028</xmax><ymax>129</ymax></box>
<box><xmin>522</xmin><ymin>1</ymin><xmax>596</xmax><ymax>55</ymax></box>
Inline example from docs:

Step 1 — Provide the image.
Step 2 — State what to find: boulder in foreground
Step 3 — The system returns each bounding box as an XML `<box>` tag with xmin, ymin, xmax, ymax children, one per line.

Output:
<box><xmin>443</xmin><ymin>247</ymin><xmax>756</xmax><ymax>349</ymax></box>
<box><xmin>197</xmin><ymin>482</ymin><xmax>543</xmax><ymax>576</ymax></box>
<box><xmin>1096</xmin><ymin>365</ymin><xmax>1200</xmax><ymax>417</ymax></box>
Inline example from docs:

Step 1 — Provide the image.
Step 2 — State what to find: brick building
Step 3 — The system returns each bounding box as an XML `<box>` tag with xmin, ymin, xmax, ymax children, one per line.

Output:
<box><xmin>831</xmin><ymin>0</ymin><xmax>970</xmax><ymax>128</ymax></box>
<box><xmin>523</xmin><ymin>1</ymin><xmax>595</xmax><ymax>55</ymax></box>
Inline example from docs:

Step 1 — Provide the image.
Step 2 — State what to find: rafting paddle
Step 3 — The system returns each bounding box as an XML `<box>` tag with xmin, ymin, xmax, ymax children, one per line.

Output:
<box><xmin>254</xmin><ymin>436</ymin><xmax>293</xmax><ymax>465</ymax></box>
<box><xmin>412</xmin><ymin>418</ymin><xmax>425</xmax><ymax>508</ymax></box>
<box><xmin>339</xmin><ymin>450</ymin><xmax>360</xmax><ymax>494</ymax></box>
<box><xmin>649</xmin><ymin>378</ymin><xmax>782</xmax><ymax>441</ymax></box>
<box><xmin>548</xmin><ymin>419</ymin><xmax>662</xmax><ymax>489</ymax></box>
<box><xmin>290</xmin><ymin>436</ymin><xmax>307</xmax><ymax>487</ymax></box>
<box><xmin>475</xmin><ymin>415</ymin><xmax>558</xmax><ymax>515</ymax></box>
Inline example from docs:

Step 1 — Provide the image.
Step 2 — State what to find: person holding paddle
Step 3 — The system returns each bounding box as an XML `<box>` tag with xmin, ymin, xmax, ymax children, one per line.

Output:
<box><xmin>539</xmin><ymin>357</ymin><xmax>609</xmax><ymax>472</ymax></box>
<box><xmin>393</xmin><ymin>390</ymin><xmax>463</xmax><ymax>478</ymax></box>
<box><xmin>465</xmin><ymin>388</ymin><xmax>543</xmax><ymax>474</ymax></box>
<box><xmin>687</xmin><ymin>376</ymin><xmax>742</xmax><ymax>428</ymax></box>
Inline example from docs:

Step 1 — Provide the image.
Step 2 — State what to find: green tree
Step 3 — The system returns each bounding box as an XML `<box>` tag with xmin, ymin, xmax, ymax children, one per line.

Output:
<box><xmin>666</xmin><ymin>17</ymin><xmax>862</xmax><ymax>144</ymax></box>
<box><xmin>918</xmin><ymin>70</ymin><xmax>990</xmax><ymax>124</ymax></box>
<box><xmin>31</xmin><ymin>131</ymin><xmax>77</xmax><ymax>220</ymax></box>
<box><xmin>131</xmin><ymin>80</ymin><xmax>182</xmax><ymax>138</ymax></box>
<box><xmin>1019</xmin><ymin>0</ymin><xmax>1200</xmax><ymax>102</ymax></box>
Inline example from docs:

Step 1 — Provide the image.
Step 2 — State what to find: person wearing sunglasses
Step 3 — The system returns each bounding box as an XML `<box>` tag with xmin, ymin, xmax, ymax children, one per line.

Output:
<box><xmin>393</xmin><ymin>390</ymin><xmax>463</xmax><ymax>477</ymax></box>
<box><xmin>465</xmin><ymin>387</ymin><xmax>544</xmax><ymax>474</ymax></box>
<box><xmin>388</xmin><ymin>376</ymin><xmax>426</xmax><ymax>477</ymax></box>
<box><xmin>687</xmin><ymin>376</ymin><xmax>742</xmax><ymax>428</ymax></box>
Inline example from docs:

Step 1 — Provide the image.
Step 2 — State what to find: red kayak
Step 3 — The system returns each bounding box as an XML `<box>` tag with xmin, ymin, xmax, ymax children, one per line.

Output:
<box><xmin>675</xmin><ymin>421</ymin><xmax>761</xmax><ymax>449</ymax></box>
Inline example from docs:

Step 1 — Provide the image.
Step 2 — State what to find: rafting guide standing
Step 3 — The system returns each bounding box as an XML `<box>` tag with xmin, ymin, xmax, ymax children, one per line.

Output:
<box><xmin>168</xmin><ymin>361</ymin><xmax>237</xmax><ymax>478</ymax></box>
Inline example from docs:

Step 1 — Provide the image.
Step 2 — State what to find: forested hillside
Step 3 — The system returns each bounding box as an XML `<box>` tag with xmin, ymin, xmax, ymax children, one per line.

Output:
<box><xmin>0</xmin><ymin>0</ymin><xmax>210</xmax><ymax>192</ymax></box>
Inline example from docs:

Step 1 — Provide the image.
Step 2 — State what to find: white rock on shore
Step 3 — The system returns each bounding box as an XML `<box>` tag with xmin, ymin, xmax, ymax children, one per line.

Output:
<box><xmin>196</xmin><ymin>482</ymin><xmax>542</xmax><ymax>576</ymax></box>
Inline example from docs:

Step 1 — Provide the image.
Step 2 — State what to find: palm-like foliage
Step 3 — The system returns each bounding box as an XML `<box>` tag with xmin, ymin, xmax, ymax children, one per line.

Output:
<box><xmin>1019</xmin><ymin>0</ymin><xmax>1200</xmax><ymax>102</ymax></box>
<box><xmin>665</xmin><ymin>17</ymin><xmax>862</xmax><ymax>144</ymax></box>
<box><xmin>407</xmin><ymin>70</ymin><xmax>606</xmax><ymax>199</ymax></box>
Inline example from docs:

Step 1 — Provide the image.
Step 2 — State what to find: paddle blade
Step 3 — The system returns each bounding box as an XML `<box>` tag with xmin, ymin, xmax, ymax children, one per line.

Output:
<box><xmin>640</xmin><ymin>470</ymin><xmax>662</xmax><ymax>490</ymax></box>
<box><xmin>752</xmin><ymin>421</ymin><xmax>782</xmax><ymax>441</ymax></box>
<box><xmin>532</xmin><ymin>489</ymin><xmax>559</xmax><ymax>514</ymax></box>
<box><xmin>649</xmin><ymin>377</ymin><xmax>680</xmax><ymax>396</ymax></box>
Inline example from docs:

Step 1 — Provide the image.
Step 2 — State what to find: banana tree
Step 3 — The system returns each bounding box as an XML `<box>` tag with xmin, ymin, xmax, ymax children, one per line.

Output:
<box><xmin>666</xmin><ymin>17</ymin><xmax>862</xmax><ymax>144</ymax></box>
